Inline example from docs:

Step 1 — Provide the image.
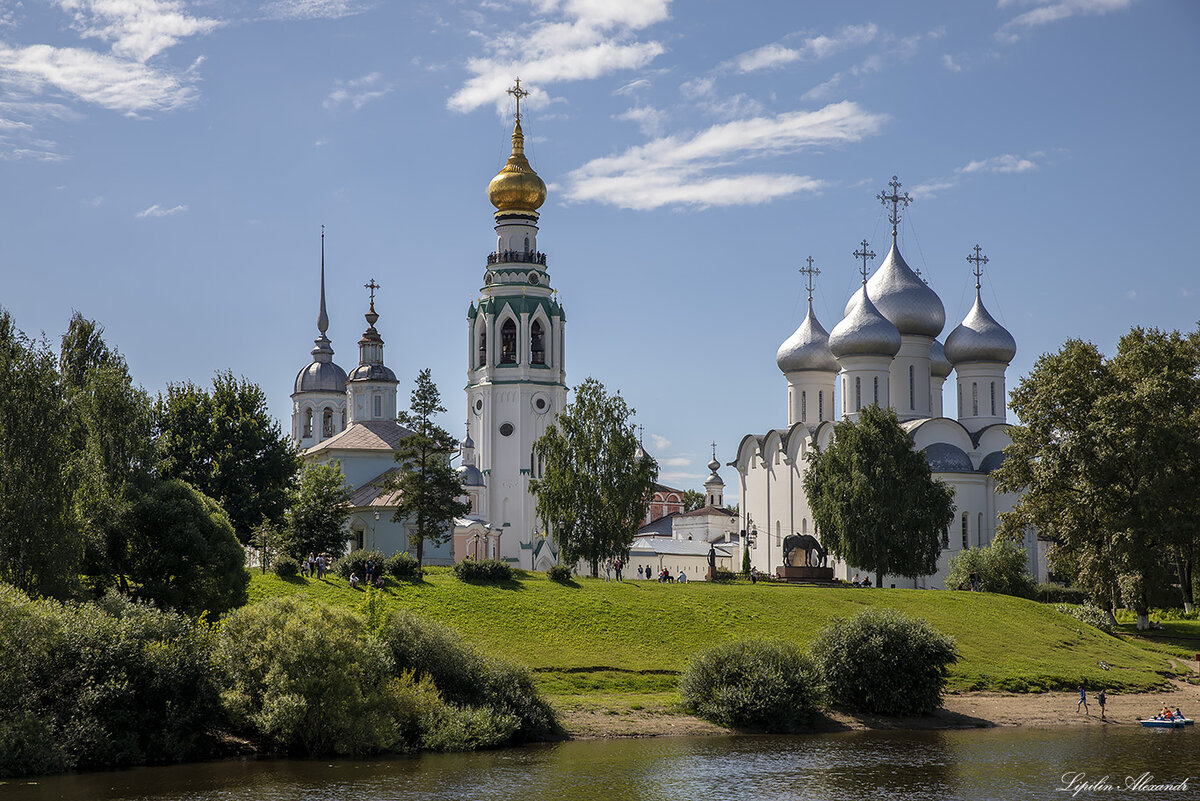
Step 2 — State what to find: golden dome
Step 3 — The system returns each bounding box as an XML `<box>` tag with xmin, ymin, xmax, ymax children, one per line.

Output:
<box><xmin>488</xmin><ymin>120</ymin><xmax>546</xmax><ymax>215</ymax></box>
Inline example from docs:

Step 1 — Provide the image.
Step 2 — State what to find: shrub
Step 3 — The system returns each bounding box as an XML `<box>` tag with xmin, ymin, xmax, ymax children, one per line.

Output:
<box><xmin>385</xmin><ymin>552</ymin><xmax>421</xmax><ymax>580</ymax></box>
<box><xmin>810</xmin><ymin>608</ymin><xmax>958</xmax><ymax>716</ymax></box>
<box><xmin>945</xmin><ymin>540</ymin><xmax>1037</xmax><ymax>598</ymax></box>
<box><xmin>679</xmin><ymin>640</ymin><xmax>822</xmax><ymax>731</ymax></box>
<box><xmin>1035</xmin><ymin>584</ymin><xmax>1089</xmax><ymax>605</ymax></box>
<box><xmin>1154</xmin><ymin>607</ymin><xmax>1199</xmax><ymax>622</ymax></box>
<box><xmin>547</xmin><ymin>565</ymin><xmax>572</xmax><ymax>583</ymax></box>
<box><xmin>273</xmin><ymin>555</ymin><xmax>299</xmax><ymax>578</ymax></box>
<box><xmin>216</xmin><ymin>596</ymin><xmax>414</xmax><ymax>756</ymax></box>
<box><xmin>711</xmin><ymin>568</ymin><xmax>736</xmax><ymax>583</ymax></box>
<box><xmin>335</xmin><ymin>549</ymin><xmax>387</xmax><ymax>579</ymax></box>
<box><xmin>453</xmin><ymin>558</ymin><xmax>514</xmax><ymax>583</ymax></box>
<box><xmin>1056</xmin><ymin>603</ymin><xmax>1116</xmax><ymax>634</ymax></box>
<box><xmin>377</xmin><ymin>611</ymin><xmax>558</xmax><ymax>743</ymax></box>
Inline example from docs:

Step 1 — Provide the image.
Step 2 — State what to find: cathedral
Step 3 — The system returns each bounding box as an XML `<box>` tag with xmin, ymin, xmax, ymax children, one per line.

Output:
<box><xmin>289</xmin><ymin>83</ymin><xmax>562</xmax><ymax>569</ymax></box>
<box><xmin>734</xmin><ymin>178</ymin><xmax>1046</xmax><ymax>589</ymax></box>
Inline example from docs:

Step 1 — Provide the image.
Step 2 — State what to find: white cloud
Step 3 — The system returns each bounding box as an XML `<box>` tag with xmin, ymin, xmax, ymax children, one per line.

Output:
<box><xmin>960</xmin><ymin>154</ymin><xmax>1037</xmax><ymax>174</ymax></box>
<box><xmin>659</xmin><ymin>471</ymin><xmax>703</xmax><ymax>485</ymax></box>
<box><xmin>447</xmin><ymin>0</ymin><xmax>671</xmax><ymax>114</ymax></box>
<box><xmin>913</xmin><ymin>152</ymin><xmax>1041</xmax><ymax>198</ymax></box>
<box><xmin>136</xmin><ymin>202</ymin><xmax>186</xmax><ymax>218</ymax></box>
<box><xmin>910</xmin><ymin>178</ymin><xmax>959</xmax><ymax>199</ymax></box>
<box><xmin>1126</xmin><ymin>289</ymin><xmax>1136</xmax><ymax>300</ymax></box>
<box><xmin>803</xmin><ymin>27</ymin><xmax>941</xmax><ymax>101</ymax></box>
<box><xmin>662</xmin><ymin>457</ymin><xmax>691</xmax><ymax>467</ymax></box>
<box><xmin>261</xmin><ymin>0</ymin><xmax>371</xmax><ymax>21</ymax></box>
<box><xmin>55</xmin><ymin>0</ymin><xmax>222</xmax><ymax>62</ymax></box>
<box><xmin>650</xmin><ymin>434</ymin><xmax>670</xmax><ymax>451</ymax></box>
<box><xmin>942</xmin><ymin>54</ymin><xmax>963</xmax><ymax>72</ymax></box>
<box><xmin>997</xmin><ymin>0</ymin><xmax>1135</xmax><ymax>42</ymax></box>
<box><xmin>83</xmin><ymin>195</ymin><xmax>104</xmax><ymax>206</ymax></box>
<box><xmin>566</xmin><ymin>100</ymin><xmax>885</xmax><ymax>210</ymax></box>
<box><xmin>616</xmin><ymin>104</ymin><xmax>665</xmax><ymax>136</ymax></box>
<box><xmin>324</xmin><ymin>72</ymin><xmax>393</xmax><ymax>110</ymax></box>
<box><xmin>728</xmin><ymin>24</ymin><xmax>879</xmax><ymax>73</ymax></box>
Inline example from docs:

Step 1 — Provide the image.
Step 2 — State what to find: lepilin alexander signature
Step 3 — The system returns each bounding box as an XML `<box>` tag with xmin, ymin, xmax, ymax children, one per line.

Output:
<box><xmin>1057</xmin><ymin>772</ymin><xmax>1192</xmax><ymax>796</ymax></box>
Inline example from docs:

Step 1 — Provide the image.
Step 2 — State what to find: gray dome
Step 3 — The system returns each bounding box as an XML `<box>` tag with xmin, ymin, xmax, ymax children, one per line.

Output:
<box><xmin>776</xmin><ymin>300</ymin><xmax>839</xmax><ymax>374</ymax></box>
<box><xmin>294</xmin><ymin>360</ymin><xmax>348</xmax><ymax>394</ymax></box>
<box><xmin>457</xmin><ymin>463</ymin><xmax>485</xmax><ymax>487</ymax></box>
<box><xmin>977</xmin><ymin>450</ymin><xmax>1007</xmax><ymax>473</ymax></box>
<box><xmin>847</xmin><ymin>243</ymin><xmax>945</xmax><ymax>338</ymax></box>
<box><xmin>347</xmin><ymin>363</ymin><xmax>398</xmax><ymax>383</ymax></box>
<box><xmin>930</xmin><ymin>339</ymin><xmax>953</xmax><ymax>379</ymax></box>
<box><xmin>462</xmin><ymin>431</ymin><xmax>475</xmax><ymax>449</ymax></box>
<box><xmin>923</xmin><ymin>442</ymin><xmax>974</xmax><ymax>473</ymax></box>
<box><xmin>830</xmin><ymin>286</ymin><xmax>901</xmax><ymax>359</ymax></box>
<box><xmin>944</xmin><ymin>289</ymin><xmax>1017</xmax><ymax>365</ymax></box>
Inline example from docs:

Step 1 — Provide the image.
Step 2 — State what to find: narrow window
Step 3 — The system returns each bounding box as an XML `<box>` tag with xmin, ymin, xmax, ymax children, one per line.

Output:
<box><xmin>374</xmin><ymin>395</ymin><xmax>382</xmax><ymax>418</ymax></box>
<box><xmin>909</xmin><ymin>365</ymin><xmax>915</xmax><ymax>410</ymax></box>
<box><xmin>523</xmin><ymin>235</ymin><xmax>530</xmax><ymax>254</ymax></box>
<box><xmin>322</xmin><ymin>407</ymin><xmax>334</xmax><ymax>438</ymax></box>
<box><xmin>972</xmin><ymin>382</ymin><xmax>978</xmax><ymax>416</ymax></box>
<box><xmin>801</xmin><ymin>518</ymin><xmax>808</xmax><ymax>533</ymax></box>
<box><xmin>819</xmin><ymin>391</ymin><xmax>824</xmax><ymax>420</ymax></box>
<box><xmin>990</xmin><ymin>382</ymin><xmax>996</xmax><ymax>416</ymax></box>
<box><xmin>303</xmin><ymin>408</ymin><xmax>313</xmax><ymax>438</ymax></box>
<box><xmin>978</xmin><ymin>512</ymin><xmax>984</xmax><ymax>547</ymax></box>
<box><xmin>842</xmin><ymin>378</ymin><xmax>847</xmax><ymax>413</ymax></box>
<box><xmin>500</xmin><ymin>319</ymin><xmax>517</xmax><ymax>364</ymax></box>
<box><xmin>855</xmin><ymin>376</ymin><xmax>861</xmax><ymax>411</ymax></box>
<box><xmin>478</xmin><ymin>328</ymin><xmax>487</xmax><ymax>368</ymax></box>
<box><xmin>873</xmin><ymin>375</ymin><xmax>879</xmax><ymax>405</ymax></box>
<box><xmin>961</xmin><ymin>512</ymin><xmax>969</xmax><ymax>550</ymax></box>
<box><xmin>530</xmin><ymin>320</ymin><xmax>545</xmax><ymax>365</ymax></box>
<box><xmin>801</xmin><ymin>390</ymin><xmax>807</xmax><ymax>423</ymax></box>
<box><xmin>958</xmin><ymin>383</ymin><xmax>962</xmax><ymax>415</ymax></box>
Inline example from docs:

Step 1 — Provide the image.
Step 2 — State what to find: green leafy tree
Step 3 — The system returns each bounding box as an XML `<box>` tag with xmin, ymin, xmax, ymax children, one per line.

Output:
<box><xmin>531</xmin><ymin>377</ymin><xmax>658</xmax><ymax>577</ymax></box>
<box><xmin>0</xmin><ymin>311</ymin><xmax>78</xmax><ymax>599</ymax></box>
<box><xmin>391</xmin><ymin>369</ymin><xmax>468</xmax><ymax>570</ymax></box>
<box><xmin>156</xmin><ymin>371</ymin><xmax>300</xmax><ymax>543</ymax></box>
<box><xmin>127</xmin><ymin>479</ymin><xmax>249</xmax><ymax>616</ymax></box>
<box><xmin>681</xmin><ymin>489</ymin><xmax>706</xmax><ymax>511</ymax></box>
<box><xmin>252</xmin><ymin>520</ymin><xmax>283</xmax><ymax>575</ymax></box>
<box><xmin>996</xmin><ymin>328</ymin><xmax>1200</xmax><ymax>627</ymax></box>
<box><xmin>945</xmin><ymin>540</ymin><xmax>1037</xmax><ymax>597</ymax></box>
<box><xmin>804</xmin><ymin>404</ymin><xmax>955</xmax><ymax>587</ymax></box>
<box><xmin>285</xmin><ymin>461</ymin><xmax>352</xmax><ymax>559</ymax></box>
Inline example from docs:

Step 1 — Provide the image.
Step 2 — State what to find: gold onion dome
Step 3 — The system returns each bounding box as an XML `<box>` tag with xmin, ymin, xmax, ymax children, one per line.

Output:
<box><xmin>488</xmin><ymin>120</ymin><xmax>546</xmax><ymax>215</ymax></box>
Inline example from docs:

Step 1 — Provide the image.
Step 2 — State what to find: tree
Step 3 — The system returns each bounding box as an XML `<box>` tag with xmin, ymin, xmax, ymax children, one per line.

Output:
<box><xmin>252</xmin><ymin>520</ymin><xmax>283</xmax><ymax>575</ymax></box>
<box><xmin>682</xmin><ymin>489</ymin><xmax>706</xmax><ymax>512</ymax></box>
<box><xmin>995</xmin><ymin>328</ymin><xmax>1200</xmax><ymax>626</ymax></box>
<box><xmin>126</xmin><ymin>478</ymin><xmax>249</xmax><ymax>616</ymax></box>
<box><xmin>156</xmin><ymin>372</ymin><xmax>300</xmax><ymax>543</ymax></box>
<box><xmin>285</xmin><ymin>461</ymin><xmax>352</xmax><ymax>559</ymax></box>
<box><xmin>391</xmin><ymin>369</ymin><xmax>468</xmax><ymax>571</ymax></box>
<box><xmin>0</xmin><ymin>310</ymin><xmax>78</xmax><ymax>599</ymax></box>
<box><xmin>531</xmin><ymin>377</ymin><xmax>658</xmax><ymax>577</ymax></box>
<box><xmin>945</xmin><ymin>540</ymin><xmax>1037</xmax><ymax>597</ymax></box>
<box><xmin>804</xmin><ymin>404</ymin><xmax>955</xmax><ymax>587</ymax></box>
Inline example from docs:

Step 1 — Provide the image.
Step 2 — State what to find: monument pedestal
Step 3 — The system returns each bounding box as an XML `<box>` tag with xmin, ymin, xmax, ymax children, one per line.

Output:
<box><xmin>775</xmin><ymin>565</ymin><xmax>835</xmax><ymax>583</ymax></box>
<box><xmin>706</xmin><ymin>566</ymin><xmax>717</xmax><ymax>581</ymax></box>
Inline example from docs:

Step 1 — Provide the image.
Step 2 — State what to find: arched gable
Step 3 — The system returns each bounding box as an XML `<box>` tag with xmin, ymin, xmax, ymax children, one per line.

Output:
<box><xmin>735</xmin><ymin>434</ymin><xmax>763</xmax><ymax>472</ymax></box>
<box><xmin>812</xmin><ymin>420</ymin><xmax>837</xmax><ymax>451</ymax></box>
<box><xmin>783</xmin><ymin>420</ymin><xmax>810</xmax><ymax>465</ymax></box>
<box><xmin>906</xmin><ymin>417</ymin><xmax>975</xmax><ymax>455</ymax></box>
<box><xmin>762</xmin><ymin>429</ymin><xmax>784</xmax><ymax>467</ymax></box>
<box><xmin>974</xmin><ymin>422</ymin><xmax>1013</xmax><ymax>454</ymax></box>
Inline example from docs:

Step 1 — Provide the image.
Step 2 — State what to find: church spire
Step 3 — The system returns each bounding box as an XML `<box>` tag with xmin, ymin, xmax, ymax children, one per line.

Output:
<box><xmin>317</xmin><ymin>225</ymin><xmax>329</xmax><ymax>336</ymax></box>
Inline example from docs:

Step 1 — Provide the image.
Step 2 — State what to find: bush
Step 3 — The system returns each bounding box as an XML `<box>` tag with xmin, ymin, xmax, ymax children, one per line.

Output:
<box><xmin>711</xmin><ymin>568</ymin><xmax>736</xmax><ymax>583</ymax></box>
<box><xmin>810</xmin><ymin>608</ymin><xmax>958</xmax><ymax>716</ymax></box>
<box><xmin>945</xmin><ymin>540</ymin><xmax>1037</xmax><ymax>598</ymax></box>
<box><xmin>1056</xmin><ymin>603</ymin><xmax>1116</xmax><ymax>634</ymax></box>
<box><xmin>1035</xmin><ymin>584</ymin><xmax>1090</xmax><ymax>604</ymax></box>
<box><xmin>453</xmin><ymin>558</ymin><xmax>514</xmax><ymax>583</ymax></box>
<box><xmin>273</xmin><ymin>555</ymin><xmax>299</xmax><ymax>578</ymax></box>
<box><xmin>377</xmin><ymin>610</ymin><xmax>558</xmax><ymax>743</ymax></box>
<box><xmin>216</xmin><ymin>596</ymin><xmax>415</xmax><ymax>756</ymax></box>
<box><xmin>385</xmin><ymin>552</ymin><xmax>420</xmax><ymax>580</ymax></box>
<box><xmin>334</xmin><ymin>549</ymin><xmax>386</xmax><ymax>580</ymax></box>
<box><xmin>1156</xmin><ymin>607</ymin><xmax>1200</xmax><ymax>621</ymax></box>
<box><xmin>546</xmin><ymin>565</ymin><xmax>572</xmax><ymax>583</ymax></box>
<box><xmin>679</xmin><ymin>640</ymin><xmax>822</xmax><ymax>731</ymax></box>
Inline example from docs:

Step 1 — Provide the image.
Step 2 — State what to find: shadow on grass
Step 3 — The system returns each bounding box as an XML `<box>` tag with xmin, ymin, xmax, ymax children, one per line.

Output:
<box><xmin>453</xmin><ymin>577</ymin><xmax>526</xmax><ymax>591</ymax></box>
<box><xmin>548</xmin><ymin>578</ymin><xmax>581</xmax><ymax>589</ymax></box>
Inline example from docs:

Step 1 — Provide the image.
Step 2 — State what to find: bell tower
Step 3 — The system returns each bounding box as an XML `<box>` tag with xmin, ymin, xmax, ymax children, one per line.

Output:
<box><xmin>465</xmin><ymin>79</ymin><xmax>567</xmax><ymax>568</ymax></box>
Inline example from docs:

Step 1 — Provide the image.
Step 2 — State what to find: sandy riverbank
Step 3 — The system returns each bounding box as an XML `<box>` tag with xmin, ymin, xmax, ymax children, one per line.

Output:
<box><xmin>559</xmin><ymin>679</ymin><xmax>1200</xmax><ymax>738</ymax></box>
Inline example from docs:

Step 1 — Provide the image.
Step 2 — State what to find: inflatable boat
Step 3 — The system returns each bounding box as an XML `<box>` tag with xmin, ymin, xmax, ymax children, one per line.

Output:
<box><xmin>1140</xmin><ymin>717</ymin><xmax>1194</xmax><ymax>728</ymax></box>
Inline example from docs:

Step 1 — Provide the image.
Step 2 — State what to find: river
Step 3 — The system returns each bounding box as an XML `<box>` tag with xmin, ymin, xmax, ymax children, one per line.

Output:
<box><xmin>4</xmin><ymin>728</ymin><xmax>1195</xmax><ymax>800</ymax></box>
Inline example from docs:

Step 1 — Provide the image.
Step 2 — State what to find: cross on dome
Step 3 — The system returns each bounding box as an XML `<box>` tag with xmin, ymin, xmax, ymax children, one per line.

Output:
<box><xmin>853</xmin><ymin>239</ymin><xmax>876</xmax><ymax>285</ymax></box>
<box><xmin>507</xmin><ymin>77</ymin><xmax>529</xmax><ymax>123</ymax></box>
<box><xmin>877</xmin><ymin>175</ymin><xmax>912</xmax><ymax>243</ymax></box>
<box><xmin>800</xmin><ymin>256</ymin><xmax>820</xmax><ymax>302</ymax></box>
<box><xmin>364</xmin><ymin>278</ymin><xmax>380</xmax><ymax>308</ymax></box>
<box><xmin>967</xmin><ymin>244</ymin><xmax>989</xmax><ymax>289</ymax></box>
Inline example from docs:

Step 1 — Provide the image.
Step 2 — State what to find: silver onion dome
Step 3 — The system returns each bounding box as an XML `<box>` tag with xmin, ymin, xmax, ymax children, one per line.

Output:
<box><xmin>847</xmin><ymin>243</ymin><xmax>945</xmax><ymax>338</ymax></box>
<box><xmin>776</xmin><ymin>300</ymin><xmax>839</xmax><ymax>374</ymax></box>
<box><xmin>944</xmin><ymin>289</ymin><xmax>1017</xmax><ymax>365</ymax></box>
<box><xmin>347</xmin><ymin>363</ymin><xmax>398</xmax><ymax>382</ymax></box>
<box><xmin>830</xmin><ymin>286</ymin><xmax>901</xmax><ymax>359</ymax></box>
<box><xmin>930</xmin><ymin>339</ymin><xmax>953</xmax><ymax>379</ymax></box>
<box><xmin>457</xmin><ymin>463</ymin><xmax>485</xmax><ymax>487</ymax></box>
<box><xmin>294</xmin><ymin>358</ymin><xmax>348</xmax><ymax>394</ymax></box>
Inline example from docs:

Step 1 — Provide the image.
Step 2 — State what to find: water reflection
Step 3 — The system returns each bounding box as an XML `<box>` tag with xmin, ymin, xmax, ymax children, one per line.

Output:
<box><xmin>5</xmin><ymin>727</ymin><xmax>1195</xmax><ymax>801</ymax></box>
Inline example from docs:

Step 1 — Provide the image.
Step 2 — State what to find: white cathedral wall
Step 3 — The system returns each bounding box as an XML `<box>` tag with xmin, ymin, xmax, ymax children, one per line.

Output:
<box><xmin>890</xmin><ymin>336</ymin><xmax>934</xmax><ymax>421</ymax></box>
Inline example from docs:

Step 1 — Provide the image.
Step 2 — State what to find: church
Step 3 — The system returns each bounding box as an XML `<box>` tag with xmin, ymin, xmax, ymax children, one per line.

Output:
<box><xmin>288</xmin><ymin>82</ymin><xmax>563</xmax><ymax>570</ymax></box>
<box><xmin>734</xmin><ymin>178</ymin><xmax>1046</xmax><ymax>589</ymax></box>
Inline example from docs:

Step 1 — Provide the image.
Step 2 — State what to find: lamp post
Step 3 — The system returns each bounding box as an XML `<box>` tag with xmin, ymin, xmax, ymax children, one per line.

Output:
<box><xmin>739</xmin><ymin>515</ymin><xmax>757</xmax><ymax>575</ymax></box>
<box><xmin>372</xmin><ymin>509</ymin><xmax>380</xmax><ymax>552</ymax></box>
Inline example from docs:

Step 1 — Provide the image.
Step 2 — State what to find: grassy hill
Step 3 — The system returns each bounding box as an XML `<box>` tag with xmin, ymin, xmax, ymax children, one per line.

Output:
<box><xmin>246</xmin><ymin>569</ymin><xmax>1177</xmax><ymax>701</ymax></box>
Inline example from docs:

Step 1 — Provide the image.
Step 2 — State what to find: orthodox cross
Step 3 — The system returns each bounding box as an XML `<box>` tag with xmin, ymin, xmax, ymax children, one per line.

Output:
<box><xmin>711</xmin><ymin>442</ymin><xmax>718</xmax><ymax>461</ymax></box>
<box><xmin>967</xmin><ymin>244</ymin><xmax>989</xmax><ymax>290</ymax></box>
<box><xmin>853</xmin><ymin>240</ymin><xmax>875</xmax><ymax>285</ymax></box>
<box><xmin>800</xmin><ymin>256</ymin><xmax>820</xmax><ymax>302</ymax></box>
<box><xmin>876</xmin><ymin>175</ymin><xmax>912</xmax><ymax>242</ymax></box>
<box><xmin>508</xmin><ymin>77</ymin><xmax>529</xmax><ymax>123</ymax></box>
<box><xmin>364</xmin><ymin>278</ymin><xmax>380</xmax><ymax>307</ymax></box>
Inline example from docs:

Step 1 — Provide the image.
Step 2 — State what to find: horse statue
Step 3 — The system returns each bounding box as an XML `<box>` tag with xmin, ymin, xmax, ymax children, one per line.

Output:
<box><xmin>782</xmin><ymin>533</ymin><xmax>827</xmax><ymax>568</ymax></box>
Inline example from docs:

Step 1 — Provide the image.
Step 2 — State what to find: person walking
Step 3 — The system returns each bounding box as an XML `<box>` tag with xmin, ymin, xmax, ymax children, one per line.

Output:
<box><xmin>614</xmin><ymin>558</ymin><xmax>623</xmax><ymax>582</ymax></box>
<box><xmin>1098</xmin><ymin>688</ymin><xmax>1106</xmax><ymax>720</ymax></box>
<box><xmin>1077</xmin><ymin>686</ymin><xmax>1089</xmax><ymax>715</ymax></box>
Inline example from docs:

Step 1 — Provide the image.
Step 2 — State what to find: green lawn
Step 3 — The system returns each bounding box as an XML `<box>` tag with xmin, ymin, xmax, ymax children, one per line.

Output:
<box><xmin>246</xmin><ymin>569</ymin><xmax>1179</xmax><ymax>696</ymax></box>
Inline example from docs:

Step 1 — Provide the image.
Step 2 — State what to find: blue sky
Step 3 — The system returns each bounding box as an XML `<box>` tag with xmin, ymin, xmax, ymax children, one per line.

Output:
<box><xmin>1</xmin><ymin>0</ymin><xmax>1197</xmax><ymax>488</ymax></box>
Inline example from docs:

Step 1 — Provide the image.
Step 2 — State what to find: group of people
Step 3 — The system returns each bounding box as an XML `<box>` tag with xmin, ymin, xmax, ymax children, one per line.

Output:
<box><xmin>602</xmin><ymin>558</ymin><xmax>626</xmax><ymax>581</ymax></box>
<box><xmin>300</xmin><ymin>553</ymin><xmax>330</xmax><ymax>579</ymax></box>
<box><xmin>1152</xmin><ymin>706</ymin><xmax>1186</xmax><ymax>721</ymax></box>
<box><xmin>1077</xmin><ymin>686</ymin><xmax>1108</xmax><ymax>719</ymax></box>
<box><xmin>849</xmin><ymin>573</ymin><xmax>874</xmax><ymax>588</ymax></box>
<box><xmin>348</xmin><ymin>558</ymin><xmax>387</xmax><ymax>590</ymax></box>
